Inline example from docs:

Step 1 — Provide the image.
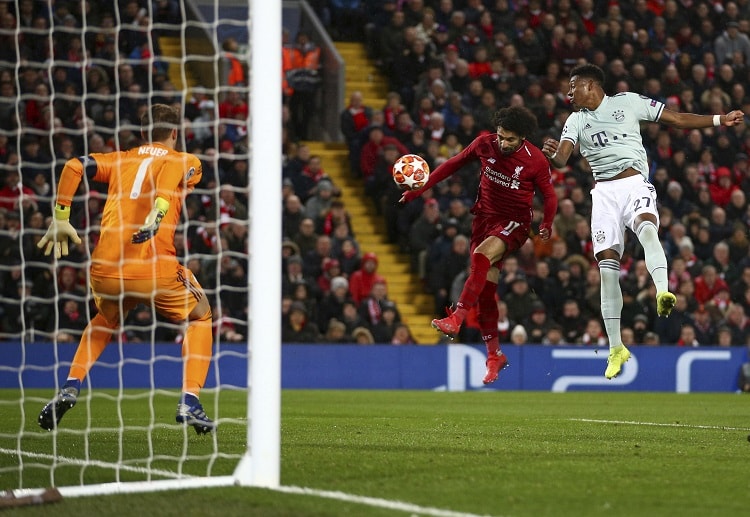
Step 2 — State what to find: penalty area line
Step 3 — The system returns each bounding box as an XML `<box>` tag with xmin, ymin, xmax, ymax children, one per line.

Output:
<box><xmin>570</xmin><ymin>418</ymin><xmax>750</xmax><ymax>431</ymax></box>
<box><xmin>274</xmin><ymin>485</ymin><xmax>496</xmax><ymax>517</ymax></box>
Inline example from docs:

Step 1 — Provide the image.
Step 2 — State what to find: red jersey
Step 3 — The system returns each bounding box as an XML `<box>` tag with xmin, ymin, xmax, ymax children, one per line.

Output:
<box><xmin>426</xmin><ymin>133</ymin><xmax>556</xmax><ymax>226</ymax></box>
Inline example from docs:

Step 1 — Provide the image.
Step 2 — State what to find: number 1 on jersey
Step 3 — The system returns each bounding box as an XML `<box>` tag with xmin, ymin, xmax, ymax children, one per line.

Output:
<box><xmin>130</xmin><ymin>157</ymin><xmax>154</xmax><ymax>199</ymax></box>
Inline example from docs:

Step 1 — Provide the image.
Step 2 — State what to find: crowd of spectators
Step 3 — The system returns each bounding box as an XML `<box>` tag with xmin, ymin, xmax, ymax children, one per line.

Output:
<box><xmin>305</xmin><ymin>0</ymin><xmax>750</xmax><ymax>347</ymax></box>
<box><xmin>280</xmin><ymin>140</ymin><xmax>417</xmax><ymax>344</ymax></box>
<box><xmin>0</xmin><ymin>0</ymin><xmax>251</xmax><ymax>344</ymax></box>
<box><xmin>0</xmin><ymin>0</ymin><xmax>413</xmax><ymax>346</ymax></box>
<box><xmin>3</xmin><ymin>0</ymin><xmax>750</xmax><ymax>347</ymax></box>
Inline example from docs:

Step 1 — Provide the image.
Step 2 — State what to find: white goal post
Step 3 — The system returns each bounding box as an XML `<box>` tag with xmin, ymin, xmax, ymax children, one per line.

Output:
<box><xmin>243</xmin><ymin>0</ymin><xmax>281</xmax><ymax>489</ymax></box>
<box><xmin>0</xmin><ymin>0</ymin><xmax>280</xmax><ymax>498</ymax></box>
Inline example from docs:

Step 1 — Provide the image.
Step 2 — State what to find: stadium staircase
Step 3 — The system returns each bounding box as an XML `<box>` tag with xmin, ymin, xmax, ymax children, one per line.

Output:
<box><xmin>159</xmin><ymin>35</ymin><xmax>215</xmax><ymax>91</ymax></box>
<box><xmin>158</xmin><ymin>36</ymin><xmax>440</xmax><ymax>344</ymax></box>
<box><xmin>304</xmin><ymin>140</ymin><xmax>439</xmax><ymax>345</ymax></box>
<box><xmin>303</xmin><ymin>42</ymin><xmax>439</xmax><ymax>345</ymax></box>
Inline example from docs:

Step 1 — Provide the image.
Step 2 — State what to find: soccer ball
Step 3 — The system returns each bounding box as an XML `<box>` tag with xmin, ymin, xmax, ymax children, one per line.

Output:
<box><xmin>392</xmin><ymin>154</ymin><xmax>430</xmax><ymax>191</ymax></box>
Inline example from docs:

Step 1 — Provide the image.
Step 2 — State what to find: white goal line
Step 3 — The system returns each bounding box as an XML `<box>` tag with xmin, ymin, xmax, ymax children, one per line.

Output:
<box><xmin>1</xmin><ymin>446</ymin><xmax>493</xmax><ymax>517</ymax></box>
<box><xmin>275</xmin><ymin>485</ymin><xmax>497</xmax><ymax>517</ymax></box>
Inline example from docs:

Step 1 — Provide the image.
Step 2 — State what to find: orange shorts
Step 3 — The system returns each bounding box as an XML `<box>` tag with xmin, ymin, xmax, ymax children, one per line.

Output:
<box><xmin>90</xmin><ymin>264</ymin><xmax>204</xmax><ymax>326</ymax></box>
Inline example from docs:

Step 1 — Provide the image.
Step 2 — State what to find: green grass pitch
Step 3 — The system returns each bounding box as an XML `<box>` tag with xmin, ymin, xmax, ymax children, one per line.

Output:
<box><xmin>1</xmin><ymin>389</ymin><xmax>748</xmax><ymax>516</ymax></box>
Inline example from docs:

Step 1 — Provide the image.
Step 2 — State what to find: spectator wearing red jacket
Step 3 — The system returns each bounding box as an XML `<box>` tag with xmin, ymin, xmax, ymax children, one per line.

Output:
<box><xmin>708</xmin><ymin>166</ymin><xmax>739</xmax><ymax>208</ymax></box>
<box><xmin>317</xmin><ymin>257</ymin><xmax>342</xmax><ymax>295</ymax></box>
<box><xmin>694</xmin><ymin>264</ymin><xmax>730</xmax><ymax>304</ymax></box>
<box><xmin>359</xmin><ymin>126</ymin><xmax>409</xmax><ymax>181</ymax></box>
<box><xmin>349</xmin><ymin>252</ymin><xmax>387</xmax><ymax>304</ymax></box>
<box><xmin>0</xmin><ymin>169</ymin><xmax>38</xmax><ymax>213</ymax></box>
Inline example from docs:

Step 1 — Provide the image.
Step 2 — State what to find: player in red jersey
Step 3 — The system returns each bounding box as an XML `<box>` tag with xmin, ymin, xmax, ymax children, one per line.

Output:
<box><xmin>400</xmin><ymin>106</ymin><xmax>557</xmax><ymax>384</ymax></box>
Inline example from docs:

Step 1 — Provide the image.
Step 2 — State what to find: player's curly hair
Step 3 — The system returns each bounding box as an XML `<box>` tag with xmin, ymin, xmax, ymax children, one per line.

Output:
<box><xmin>492</xmin><ymin>106</ymin><xmax>538</xmax><ymax>139</ymax></box>
<box><xmin>569</xmin><ymin>63</ymin><xmax>605</xmax><ymax>85</ymax></box>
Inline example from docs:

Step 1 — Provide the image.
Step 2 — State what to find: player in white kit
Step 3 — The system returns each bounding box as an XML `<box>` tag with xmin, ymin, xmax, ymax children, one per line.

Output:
<box><xmin>542</xmin><ymin>64</ymin><xmax>745</xmax><ymax>379</ymax></box>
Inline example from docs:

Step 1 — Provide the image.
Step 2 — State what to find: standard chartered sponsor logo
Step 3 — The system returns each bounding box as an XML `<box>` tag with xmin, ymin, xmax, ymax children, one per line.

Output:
<box><xmin>483</xmin><ymin>166</ymin><xmax>518</xmax><ymax>188</ymax></box>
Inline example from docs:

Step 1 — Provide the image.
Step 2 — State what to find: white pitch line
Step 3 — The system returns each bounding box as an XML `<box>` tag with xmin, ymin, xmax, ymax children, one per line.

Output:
<box><xmin>570</xmin><ymin>418</ymin><xmax>750</xmax><ymax>431</ymax></box>
<box><xmin>274</xmin><ymin>485</ymin><xmax>496</xmax><ymax>517</ymax></box>
<box><xmin>1</xmin><ymin>449</ymin><xmax>495</xmax><ymax>516</ymax></box>
<box><xmin>0</xmin><ymin>447</ymin><xmax>190</xmax><ymax>479</ymax></box>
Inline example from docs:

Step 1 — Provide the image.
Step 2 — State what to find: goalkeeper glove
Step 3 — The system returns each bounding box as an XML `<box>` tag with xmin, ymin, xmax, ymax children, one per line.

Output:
<box><xmin>132</xmin><ymin>197</ymin><xmax>170</xmax><ymax>244</ymax></box>
<box><xmin>38</xmin><ymin>205</ymin><xmax>82</xmax><ymax>259</ymax></box>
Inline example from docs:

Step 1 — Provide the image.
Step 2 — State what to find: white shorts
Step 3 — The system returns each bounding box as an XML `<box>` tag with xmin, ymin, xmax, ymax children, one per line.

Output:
<box><xmin>590</xmin><ymin>174</ymin><xmax>658</xmax><ymax>257</ymax></box>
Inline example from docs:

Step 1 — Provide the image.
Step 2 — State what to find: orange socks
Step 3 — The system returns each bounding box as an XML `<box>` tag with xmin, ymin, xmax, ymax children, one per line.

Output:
<box><xmin>182</xmin><ymin>310</ymin><xmax>213</xmax><ymax>396</ymax></box>
<box><xmin>67</xmin><ymin>310</ymin><xmax>213</xmax><ymax>397</ymax></box>
<box><xmin>68</xmin><ymin>313</ymin><xmax>117</xmax><ymax>381</ymax></box>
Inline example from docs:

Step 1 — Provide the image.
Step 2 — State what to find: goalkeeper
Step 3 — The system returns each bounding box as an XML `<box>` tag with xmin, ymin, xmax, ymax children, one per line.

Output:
<box><xmin>37</xmin><ymin>104</ymin><xmax>215</xmax><ymax>435</ymax></box>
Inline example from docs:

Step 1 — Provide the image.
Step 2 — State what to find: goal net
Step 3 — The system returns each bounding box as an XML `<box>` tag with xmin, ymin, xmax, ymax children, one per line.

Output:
<box><xmin>0</xmin><ymin>0</ymin><xmax>280</xmax><ymax>498</ymax></box>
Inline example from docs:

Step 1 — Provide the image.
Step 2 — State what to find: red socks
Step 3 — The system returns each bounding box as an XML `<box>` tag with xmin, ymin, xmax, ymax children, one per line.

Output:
<box><xmin>477</xmin><ymin>281</ymin><xmax>500</xmax><ymax>355</ymax></box>
<box><xmin>455</xmin><ymin>253</ymin><xmax>492</xmax><ymax>321</ymax></box>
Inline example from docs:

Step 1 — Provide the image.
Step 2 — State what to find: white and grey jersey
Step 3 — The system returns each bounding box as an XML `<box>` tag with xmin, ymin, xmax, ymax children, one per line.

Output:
<box><xmin>560</xmin><ymin>92</ymin><xmax>664</xmax><ymax>181</ymax></box>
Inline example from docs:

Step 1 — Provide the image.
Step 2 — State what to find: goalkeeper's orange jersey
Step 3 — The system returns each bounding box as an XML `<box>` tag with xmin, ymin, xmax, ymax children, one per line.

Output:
<box><xmin>56</xmin><ymin>143</ymin><xmax>202</xmax><ymax>279</ymax></box>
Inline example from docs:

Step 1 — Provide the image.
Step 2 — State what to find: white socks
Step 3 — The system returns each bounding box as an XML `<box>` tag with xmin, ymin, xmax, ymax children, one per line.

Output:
<box><xmin>596</xmin><ymin>221</ymin><xmax>666</xmax><ymax>349</ymax></box>
<box><xmin>599</xmin><ymin>258</ymin><xmax>623</xmax><ymax>349</ymax></box>
<box><xmin>636</xmin><ymin>220</ymin><xmax>669</xmax><ymax>294</ymax></box>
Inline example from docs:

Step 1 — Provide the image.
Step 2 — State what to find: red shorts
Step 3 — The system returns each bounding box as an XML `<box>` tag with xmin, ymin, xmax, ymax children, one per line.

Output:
<box><xmin>470</xmin><ymin>215</ymin><xmax>531</xmax><ymax>267</ymax></box>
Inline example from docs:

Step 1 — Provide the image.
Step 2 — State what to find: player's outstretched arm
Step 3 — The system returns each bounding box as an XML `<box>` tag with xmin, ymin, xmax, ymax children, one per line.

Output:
<box><xmin>398</xmin><ymin>190</ymin><xmax>419</xmax><ymax>204</ymax></box>
<box><xmin>38</xmin><ymin>158</ymin><xmax>88</xmax><ymax>258</ymax></box>
<box><xmin>658</xmin><ymin>109</ymin><xmax>746</xmax><ymax>129</ymax></box>
<box><xmin>37</xmin><ymin>205</ymin><xmax>82</xmax><ymax>259</ymax></box>
<box><xmin>132</xmin><ymin>197</ymin><xmax>170</xmax><ymax>244</ymax></box>
<box><xmin>399</xmin><ymin>150</ymin><xmax>469</xmax><ymax>204</ymax></box>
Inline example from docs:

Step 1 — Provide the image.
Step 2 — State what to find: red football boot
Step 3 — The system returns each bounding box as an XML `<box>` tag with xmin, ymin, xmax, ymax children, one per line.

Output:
<box><xmin>431</xmin><ymin>307</ymin><xmax>462</xmax><ymax>339</ymax></box>
<box><xmin>482</xmin><ymin>352</ymin><xmax>509</xmax><ymax>385</ymax></box>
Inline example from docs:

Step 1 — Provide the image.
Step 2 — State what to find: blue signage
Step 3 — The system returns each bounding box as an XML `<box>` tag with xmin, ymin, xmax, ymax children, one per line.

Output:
<box><xmin>1</xmin><ymin>342</ymin><xmax>746</xmax><ymax>393</ymax></box>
